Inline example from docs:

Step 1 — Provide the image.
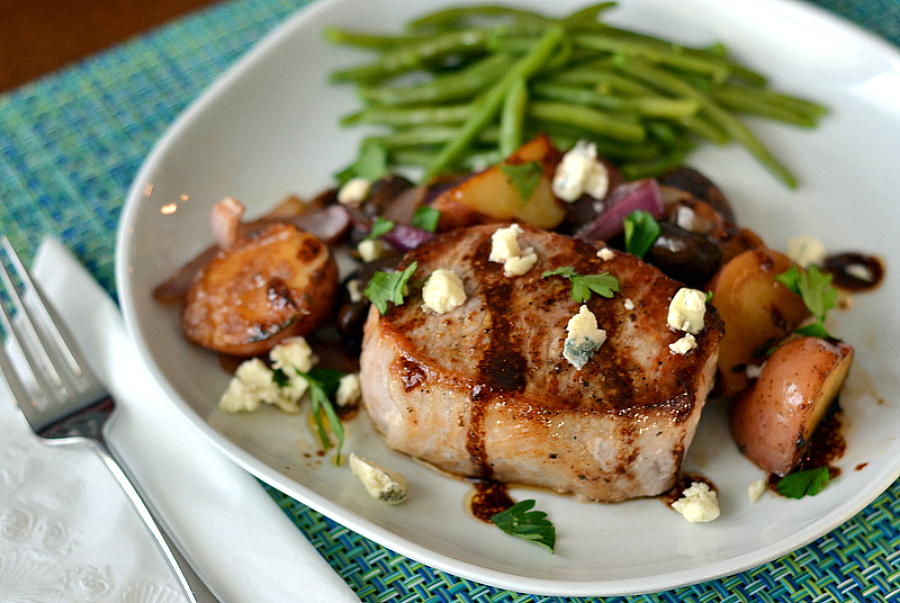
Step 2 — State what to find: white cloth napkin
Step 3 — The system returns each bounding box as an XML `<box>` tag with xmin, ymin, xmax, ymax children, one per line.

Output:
<box><xmin>0</xmin><ymin>237</ymin><xmax>361</xmax><ymax>602</ymax></box>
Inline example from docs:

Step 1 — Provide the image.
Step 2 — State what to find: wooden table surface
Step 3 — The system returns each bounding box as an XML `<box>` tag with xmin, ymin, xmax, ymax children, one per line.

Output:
<box><xmin>0</xmin><ymin>0</ymin><xmax>221</xmax><ymax>92</ymax></box>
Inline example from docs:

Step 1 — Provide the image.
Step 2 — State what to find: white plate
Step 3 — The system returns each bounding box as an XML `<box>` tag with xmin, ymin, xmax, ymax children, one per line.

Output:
<box><xmin>116</xmin><ymin>0</ymin><xmax>900</xmax><ymax>596</ymax></box>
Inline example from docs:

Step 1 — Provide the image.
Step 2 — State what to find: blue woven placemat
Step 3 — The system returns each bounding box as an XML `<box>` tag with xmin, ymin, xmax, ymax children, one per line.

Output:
<box><xmin>2</xmin><ymin>1</ymin><xmax>899</xmax><ymax>601</ymax></box>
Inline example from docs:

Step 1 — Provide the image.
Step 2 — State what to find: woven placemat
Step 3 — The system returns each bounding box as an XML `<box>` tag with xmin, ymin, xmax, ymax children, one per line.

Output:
<box><xmin>2</xmin><ymin>0</ymin><xmax>899</xmax><ymax>600</ymax></box>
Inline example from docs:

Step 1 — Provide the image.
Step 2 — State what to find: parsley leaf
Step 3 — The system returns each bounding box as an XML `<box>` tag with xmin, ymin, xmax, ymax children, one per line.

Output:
<box><xmin>364</xmin><ymin>261</ymin><xmax>418</xmax><ymax>314</ymax></box>
<box><xmin>623</xmin><ymin>210</ymin><xmax>661</xmax><ymax>258</ymax></box>
<box><xmin>775</xmin><ymin>265</ymin><xmax>837</xmax><ymax>321</ymax></box>
<box><xmin>776</xmin><ymin>467</ymin><xmax>831</xmax><ymax>498</ymax></box>
<box><xmin>411</xmin><ymin>206</ymin><xmax>441</xmax><ymax>233</ymax></box>
<box><xmin>775</xmin><ymin>265</ymin><xmax>839</xmax><ymax>339</ymax></box>
<box><xmin>542</xmin><ymin>266</ymin><xmax>620</xmax><ymax>303</ymax></box>
<box><xmin>368</xmin><ymin>216</ymin><xmax>395</xmax><ymax>240</ymax></box>
<box><xmin>491</xmin><ymin>499</ymin><xmax>556</xmax><ymax>553</ymax></box>
<box><xmin>335</xmin><ymin>139</ymin><xmax>388</xmax><ymax>184</ymax></box>
<box><xmin>296</xmin><ymin>367</ymin><xmax>346</xmax><ymax>464</ymax></box>
<box><xmin>499</xmin><ymin>161</ymin><xmax>543</xmax><ymax>203</ymax></box>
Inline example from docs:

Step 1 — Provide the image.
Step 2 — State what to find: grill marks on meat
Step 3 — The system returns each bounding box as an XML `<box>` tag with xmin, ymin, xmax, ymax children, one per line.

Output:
<box><xmin>360</xmin><ymin>224</ymin><xmax>723</xmax><ymax>501</ymax></box>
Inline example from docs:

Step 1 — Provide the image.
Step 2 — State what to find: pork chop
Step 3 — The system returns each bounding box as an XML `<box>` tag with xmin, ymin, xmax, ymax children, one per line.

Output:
<box><xmin>360</xmin><ymin>224</ymin><xmax>723</xmax><ymax>502</ymax></box>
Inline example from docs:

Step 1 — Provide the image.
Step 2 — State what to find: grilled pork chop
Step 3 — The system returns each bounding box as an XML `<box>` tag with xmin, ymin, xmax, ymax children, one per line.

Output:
<box><xmin>360</xmin><ymin>224</ymin><xmax>724</xmax><ymax>502</ymax></box>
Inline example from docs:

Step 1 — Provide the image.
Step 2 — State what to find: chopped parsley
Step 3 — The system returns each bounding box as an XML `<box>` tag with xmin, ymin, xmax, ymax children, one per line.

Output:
<box><xmin>276</xmin><ymin>366</ymin><xmax>346</xmax><ymax>465</ymax></box>
<box><xmin>623</xmin><ymin>210</ymin><xmax>661</xmax><ymax>258</ymax></box>
<box><xmin>335</xmin><ymin>139</ymin><xmax>387</xmax><ymax>183</ymax></box>
<box><xmin>490</xmin><ymin>499</ymin><xmax>556</xmax><ymax>553</ymax></box>
<box><xmin>367</xmin><ymin>216</ymin><xmax>395</xmax><ymax>240</ymax></box>
<box><xmin>775</xmin><ymin>265</ymin><xmax>838</xmax><ymax>339</ymax></box>
<box><xmin>499</xmin><ymin>161</ymin><xmax>543</xmax><ymax>202</ymax></box>
<box><xmin>776</xmin><ymin>466</ymin><xmax>831</xmax><ymax>498</ymax></box>
<box><xmin>542</xmin><ymin>266</ymin><xmax>620</xmax><ymax>303</ymax></box>
<box><xmin>411</xmin><ymin>206</ymin><xmax>441</xmax><ymax>233</ymax></box>
<box><xmin>364</xmin><ymin>261</ymin><xmax>418</xmax><ymax>314</ymax></box>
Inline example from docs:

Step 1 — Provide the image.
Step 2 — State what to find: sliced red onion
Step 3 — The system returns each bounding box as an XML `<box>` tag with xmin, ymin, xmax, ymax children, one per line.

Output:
<box><xmin>574</xmin><ymin>179</ymin><xmax>664</xmax><ymax>244</ymax></box>
<box><xmin>273</xmin><ymin>204</ymin><xmax>352</xmax><ymax>245</ymax></box>
<box><xmin>210</xmin><ymin>197</ymin><xmax>245</xmax><ymax>249</ymax></box>
<box><xmin>381</xmin><ymin>223</ymin><xmax>435</xmax><ymax>252</ymax></box>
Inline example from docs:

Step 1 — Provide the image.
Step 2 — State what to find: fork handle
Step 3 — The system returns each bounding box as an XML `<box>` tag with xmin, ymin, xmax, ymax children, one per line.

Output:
<box><xmin>91</xmin><ymin>436</ymin><xmax>206</xmax><ymax>602</ymax></box>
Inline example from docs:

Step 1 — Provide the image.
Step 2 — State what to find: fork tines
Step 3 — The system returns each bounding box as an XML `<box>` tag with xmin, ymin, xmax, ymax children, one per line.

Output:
<box><xmin>0</xmin><ymin>237</ymin><xmax>103</xmax><ymax>430</ymax></box>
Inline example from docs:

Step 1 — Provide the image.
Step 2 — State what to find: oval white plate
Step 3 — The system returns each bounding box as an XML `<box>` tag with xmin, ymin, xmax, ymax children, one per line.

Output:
<box><xmin>116</xmin><ymin>0</ymin><xmax>900</xmax><ymax>596</ymax></box>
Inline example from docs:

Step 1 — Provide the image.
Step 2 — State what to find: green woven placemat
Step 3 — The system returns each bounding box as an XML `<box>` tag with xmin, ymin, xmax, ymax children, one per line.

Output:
<box><xmin>2</xmin><ymin>0</ymin><xmax>899</xmax><ymax>601</ymax></box>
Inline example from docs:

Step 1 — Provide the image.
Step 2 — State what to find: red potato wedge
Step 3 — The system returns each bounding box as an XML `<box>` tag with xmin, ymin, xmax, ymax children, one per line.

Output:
<box><xmin>182</xmin><ymin>223</ymin><xmax>338</xmax><ymax>356</ymax></box>
<box><xmin>431</xmin><ymin>134</ymin><xmax>567</xmax><ymax>230</ymax></box>
<box><xmin>730</xmin><ymin>337</ymin><xmax>853</xmax><ymax>475</ymax></box>
<box><xmin>709</xmin><ymin>248</ymin><xmax>811</xmax><ymax>396</ymax></box>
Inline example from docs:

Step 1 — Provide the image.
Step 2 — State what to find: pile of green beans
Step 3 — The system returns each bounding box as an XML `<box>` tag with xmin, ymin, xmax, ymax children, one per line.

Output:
<box><xmin>326</xmin><ymin>3</ymin><xmax>827</xmax><ymax>188</ymax></box>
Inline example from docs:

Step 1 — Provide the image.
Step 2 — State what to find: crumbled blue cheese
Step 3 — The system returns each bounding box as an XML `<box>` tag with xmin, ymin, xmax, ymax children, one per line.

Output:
<box><xmin>219</xmin><ymin>358</ymin><xmax>301</xmax><ymax>414</ymax></box>
<box><xmin>597</xmin><ymin>247</ymin><xmax>615</xmax><ymax>261</ymax></box>
<box><xmin>219</xmin><ymin>336</ymin><xmax>315</xmax><ymax>414</ymax></box>
<box><xmin>669</xmin><ymin>333</ymin><xmax>697</xmax><ymax>355</ymax></box>
<box><xmin>667</xmin><ymin>288</ymin><xmax>706</xmax><ymax>334</ymax></box>
<box><xmin>270</xmin><ymin>336</ymin><xmax>315</xmax><ymax>374</ymax></box>
<box><xmin>349</xmin><ymin>453</ymin><xmax>408</xmax><ymax>504</ymax></box>
<box><xmin>786</xmin><ymin>235</ymin><xmax>826</xmax><ymax>268</ymax></box>
<box><xmin>336</xmin><ymin>373</ymin><xmax>362</xmax><ymax>407</ymax></box>
<box><xmin>746</xmin><ymin>363</ymin><xmax>763</xmax><ymax>379</ymax></box>
<box><xmin>563</xmin><ymin>305</ymin><xmax>607</xmax><ymax>369</ymax></box>
<box><xmin>422</xmin><ymin>268</ymin><xmax>466</xmax><ymax>314</ymax></box>
<box><xmin>748</xmin><ymin>478</ymin><xmax>767</xmax><ymax>503</ymax></box>
<box><xmin>672</xmin><ymin>482</ymin><xmax>720</xmax><ymax>523</ymax></box>
<box><xmin>358</xmin><ymin>239</ymin><xmax>384</xmax><ymax>262</ymax></box>
<box><xmin>489</xmin><ymin>224</ymin><xmax>538</xmax><ymax>276</ymax></box>
<box><xmin>552</xmin><ymin>140</ymin><xmax>609</xmax><ymax>202</ymax></box>
<box><xmin>346</xmin><ymin>278</ymin><xmax>363</xmax><ymax>303</ymax></box>
<box><xmin>624</xmin><ymin>298</ymin><xmax>635</xmax><ymax>311</ymax></box>
<box><xmin>337</xmin><ymin>177</ymin><xmax>372</xmax><ymax>205</ymax></box>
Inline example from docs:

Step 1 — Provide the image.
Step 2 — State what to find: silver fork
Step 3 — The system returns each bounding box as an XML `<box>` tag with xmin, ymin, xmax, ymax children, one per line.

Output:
<box><xmin>0</xmin><ymin>237</ymin><xmax>199</xmax><ymax>602</ymax></box>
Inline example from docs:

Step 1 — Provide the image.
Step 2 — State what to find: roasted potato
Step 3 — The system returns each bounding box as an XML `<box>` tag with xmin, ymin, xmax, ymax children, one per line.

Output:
<box><xmin>182</xmin><ymin>223</ymin><xmax>338</xmax><ymax>356</ymax></box>
<box><xmin>730</xmin><ymin>337</ymin><xmax>853</xmax><ymax>475</ymax></box>
<box><xmin>431</xmin><ymin>134</ymin><xmax>566</xmax><ymax>230</ymax></box>
<box><xmin>709</xmin><ymin>248</ymin><xmax>811</xmax><ymax>396</ymax></box>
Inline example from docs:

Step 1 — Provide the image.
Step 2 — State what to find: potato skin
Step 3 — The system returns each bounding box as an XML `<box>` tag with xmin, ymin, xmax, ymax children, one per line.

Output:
<box><xmin>709</xmin><ymin>248</ymin><xmax>810</xmax><ymax>396</ymax></box>
<box><xmin>730</xmin><ymin>337</ymin><xmax>853</xmax><ymax>475</ymax></box>
<box><xmin>431</xmin><ymin>134</ymin><xmax>566</xmax><ymax>230</ymax></box>
<box><xmin>182</xmin><ymin>223</ymin><xmax>337</xmax><ymax>356</ymax></box>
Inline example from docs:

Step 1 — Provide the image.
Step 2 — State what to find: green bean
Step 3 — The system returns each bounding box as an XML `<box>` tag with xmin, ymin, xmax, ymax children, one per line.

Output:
<box><xmin>421</xmin><ymin>24</ymin><xmax>564</xmax><ymax>182</ymax></box>
<box><xmin>573</xmin><ymin>34</ymin><xmax>731</xmax><ymax>81</ymax></box>
<box><xmin>620</xmin><ymin>147</ymin><xmax>692</xmax><ymax>180</ymax></box>
<box><xmin>368</xmin><ymin>126</ymin><xmax>500</xmax><ymax>149</ymax></box>
<box><xmin>388</xmin><ymin>149</ymin><xmax>439</xmax><ymax>169</ymax></box>
<box><xmin>342</xmin><ymin>104</ymin><xmax>470</xmax><ymax>128</ymax></box>
<box><xmin>560</xmin><ymin>2</ymin><xmax>618</xmax><ymax>31</ymax></box>
<box><xmin>713</xmin><ymin>85</ymin><xmax>827</xmax><ymax>122</ymax></box>
<box><xmin>533</xmin><ymin>125</ymin><xmax>664</xmax><ymax>160</ymax></box>
<box><xmin>712</xmin><ymin>88</ymin><xmax>817</xmax><ymax>128</ymax></box>
<box><xmin>323</xmin><ymin>27</ymin><xmax>428</xmax><ymax>50</ymax></box>
<box><xmin>500</xmin><ymin>77</ymin><xmax>529</xmax><ymax>156</ymax></box>
<box><xmin>328</xmin><ymin>3</ymin><xmax>825</xmax><ymax>188</ymax></box>
<box><xmin>594</xmin><ymin>25</ymin><xmax>767</xmax><ymax>86</ymax></box>
<box><xmin>645</xmin><ymin>121</ymin><xmax>679</xmax><ymax>143</ymax></box>
<box><xmin>619</xmin><ymin>57</ymin><xmax>797</xmax><ymax>187</ymax></box>
<box><xmin>359</xmin><ymin>53</ymin><xmax>514</xmax><ymax>105</ymax></box>
<box><xmin>549</xmin><ymin>64</ymin><xmax>656</xmax><ymax>95</ymax></box>
<box><xmin>678</xmin><ymin>115</ymin><xmax>730</xmax><ymax>145</ymax></box>
<box><xmin>407</xmin><ymin>5</ymin><xmax>548</xmax><ymax>31</ymax></box>
<box><xmin>330</xmin><ymin>27</ymin><xmax>496</xmax><ymax>84</ymax></box>
<box><xmin>532</xmin><ymin>82</ymin><xmax>632</xmax><ymax>111</ymax></box>
<box><xmin>528</xmin><ymin>101</ymin><xmax>646</xmax><ymax>142</ymax></box>
<box><xmin>631</xmin><ymin>96</ymin><xmax>701</xmax><ymax>119</ymax></box>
